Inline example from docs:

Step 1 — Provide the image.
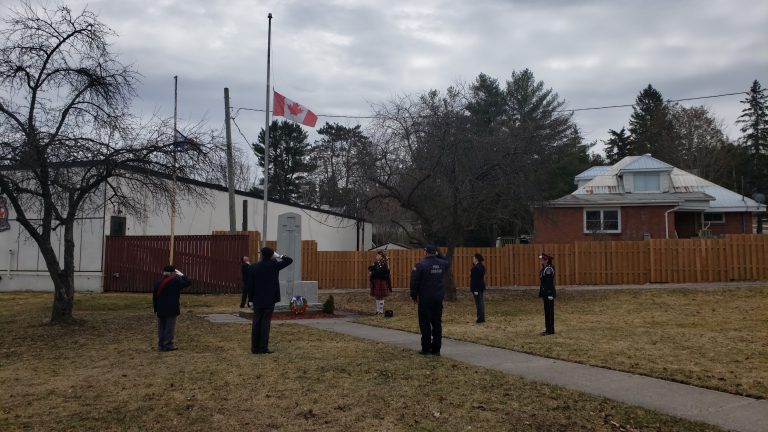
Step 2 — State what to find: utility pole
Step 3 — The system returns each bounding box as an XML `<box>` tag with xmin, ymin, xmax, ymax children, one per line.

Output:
<box><xmin>224</xmin><ymin>88</ymin><xmax>236</xmax><ymax>234</ymax></box>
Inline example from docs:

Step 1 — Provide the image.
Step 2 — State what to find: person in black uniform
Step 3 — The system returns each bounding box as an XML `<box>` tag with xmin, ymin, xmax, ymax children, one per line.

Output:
<box><xmin>240</xmin><ymin>255</ymin><xmax>252</xmax><ymax>308</ymax></box>
<box><xmin>470</xmin><ymin>253</ymin><xmax>486</xmax><ymax>323</ymax></box>
<box><xmin>410</xmin><ymin>244</ymin><xmax>449</xmax><ymax>356</ymax></box>
<box><xmin>538</xmin><ymin>252</ymin><xmax>556</xmax><ymax>335</ymax></box>
<box><xmin>152</xmin><ymin>265</ymin><xmax>192</xmax><ymax>352</ymax></box>
<box><xmin>248</xmin><ymin>247</ymin><xmax>293</xmax><ymax>354</ymax></box>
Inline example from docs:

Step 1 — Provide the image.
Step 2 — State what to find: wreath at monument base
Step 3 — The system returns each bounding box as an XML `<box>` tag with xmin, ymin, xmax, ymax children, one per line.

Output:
<box><xmin>290</xmin><ymin>295</ymin><xmax>309</xmax><ymax>315</ymax></box>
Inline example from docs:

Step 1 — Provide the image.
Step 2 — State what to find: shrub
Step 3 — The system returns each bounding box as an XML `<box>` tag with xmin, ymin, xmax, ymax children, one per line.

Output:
<box><xmin>322</xmin><ymin>295</ymin><xmax>335</xmax><ymax>314</ymax></box>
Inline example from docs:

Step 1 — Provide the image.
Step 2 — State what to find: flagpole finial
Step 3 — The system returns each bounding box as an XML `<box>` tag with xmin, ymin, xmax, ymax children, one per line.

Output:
<box><xmin>268</xmin><ymin>12</ymin><xmax>272</xmax><ymax>19</ymax></box>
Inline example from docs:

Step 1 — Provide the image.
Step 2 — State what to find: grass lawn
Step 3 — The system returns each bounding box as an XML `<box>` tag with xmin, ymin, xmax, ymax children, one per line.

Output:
<box><xmin>0</xmin><ymin>292</ymin><xmax>722</xmax><ymax>431</ymax></box>
<box><xmin>334</xmin><ymin>286</ymin><xmax>768</xmax><ymax>399</ymax></box>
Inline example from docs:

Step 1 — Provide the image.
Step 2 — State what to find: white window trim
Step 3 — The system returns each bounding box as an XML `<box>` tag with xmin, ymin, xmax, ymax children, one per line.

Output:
<box><xmin>703</xmin><ymin>213</ymin><xmax>725</xmax><ymax>224</ymax></box>
<box><xmin>583</xmin><ymin>208</ymin><xmax>621</xmax><ymax>234</ymax></box>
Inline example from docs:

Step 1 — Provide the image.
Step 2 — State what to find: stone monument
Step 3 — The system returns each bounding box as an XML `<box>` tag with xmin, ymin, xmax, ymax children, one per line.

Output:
<box><xmin>275</xmin><ymin>212</ymin><xmax>319</xmax><ymax>308</ymax></box>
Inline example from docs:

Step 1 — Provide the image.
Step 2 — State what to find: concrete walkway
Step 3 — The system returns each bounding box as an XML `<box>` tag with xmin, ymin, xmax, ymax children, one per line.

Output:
<box><xmin>291</xmin><ymin>318</ymin><xmax>768</xmax><ymax>432</ymax></box>
<box><xmin>320</xmin><ymin>280</ymin><xmax>768</xmax><ymax>294</ymax></box>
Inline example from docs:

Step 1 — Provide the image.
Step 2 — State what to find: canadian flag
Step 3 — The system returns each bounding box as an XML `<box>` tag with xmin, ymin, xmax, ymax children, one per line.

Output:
<box><xmin>273</xmin><ymin>91</ymin><xmax>318</xmax><ymax>127</ymax></box>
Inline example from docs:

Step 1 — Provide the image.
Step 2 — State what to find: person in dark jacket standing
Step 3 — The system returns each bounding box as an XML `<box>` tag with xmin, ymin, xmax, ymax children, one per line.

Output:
<box><xmin>240</xmin><ymin>255</ymin><xmax>252</xmax><ymax>308</ymax></box>
<box><xmin>410</xmin><ymin>244</ymin><xmax>449</xmax><ymax>356</ymax></box>
<box><xmin>538</xmin><ymin>252</ymin><xmax>556</xmax><ymax>335</ymax></box>
<box><xmin>152</xmin><ymin>265</ymin><xmax>192</xmax><ymax>352</ymax></box>
<box><xmin>470</xmin><ymin>253</ymin><xmax>486</xmax><ymax>323</ymax></box>
<box><xmin>368</xmin><ymin>251</ymin><xmax>392</xmax><ymax>315</ymax></box>
<box><xmin>249</xmin><ymin>247</ymin><xmax>293</xmax><ymax>354</ymax></box>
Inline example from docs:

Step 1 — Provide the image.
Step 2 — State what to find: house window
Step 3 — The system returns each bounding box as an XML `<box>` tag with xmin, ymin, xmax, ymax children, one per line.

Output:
<box><xmin>634</xmin><ymin>173</ymin><xmax>660</xmax><ymax>192</ymax></box>
<box><xmin>703</xmin><ymin>213</ymin><xmax>725</xmax><ymax>223</ymax></box>
<box><xmin>584</xmin><ymin>208</ymin><xmax>620</xmax><ymax>233</ymax></box>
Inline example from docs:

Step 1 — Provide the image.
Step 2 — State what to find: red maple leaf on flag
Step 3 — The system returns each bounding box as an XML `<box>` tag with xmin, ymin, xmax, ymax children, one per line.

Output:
<box><xmin>288</xmin><ymin>102</ymin><xmax>304</xmax><ymax>116</ymax></box>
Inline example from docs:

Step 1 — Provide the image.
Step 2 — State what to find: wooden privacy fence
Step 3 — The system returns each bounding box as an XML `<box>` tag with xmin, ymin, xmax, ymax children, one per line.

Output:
<box><xmin>104</xmin><ymin>235</ymin><xmax>249</xmax><ymax>293</ymax></box>
<box><xmin>301</xmin><ymin>235</ymin><xmax>768</xmax><ymax>289</ymax></box>
<box><xmin>103</xmin><ymin>233</ymin><xmax>768</xmax><ymax>293</ymax></box>
<box><xmin>212</xmin><ymin>231</ymin><xmax>275</xmax><ymax>260</ymax></box>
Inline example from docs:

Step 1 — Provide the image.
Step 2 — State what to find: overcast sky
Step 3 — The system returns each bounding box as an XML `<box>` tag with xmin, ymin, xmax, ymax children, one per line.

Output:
<box><xmin>6</xmin><ymin>0</ymin><xmax>768</xmax><ymax>158</ymax></box>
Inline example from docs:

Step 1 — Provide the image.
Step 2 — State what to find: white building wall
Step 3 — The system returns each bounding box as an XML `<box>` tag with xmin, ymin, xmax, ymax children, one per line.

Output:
<box><xmin>0</xmin><ymin>216</ymin><xmax>107</xmax><ymax>292</ymax></box>
<box><xmin>123</xmin><ymin>186</ymin><xmax>371</xmax><ymax>251</ymax></box>
<box><xmin>1</xmin><ymin>182</ymin><xmax>372</xmax><ymax>292</ymax></box>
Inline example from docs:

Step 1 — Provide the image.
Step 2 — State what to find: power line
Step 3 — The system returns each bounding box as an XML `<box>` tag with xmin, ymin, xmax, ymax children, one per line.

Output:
<box><xmin>231</xmin><ymin>89</ymin><xmax>759</xmax><ymax>120</ymax></box>
<box><xmin>230</xmin><ymin>116</ymin><xmax>253</xmax><ymax>147</ymax></box>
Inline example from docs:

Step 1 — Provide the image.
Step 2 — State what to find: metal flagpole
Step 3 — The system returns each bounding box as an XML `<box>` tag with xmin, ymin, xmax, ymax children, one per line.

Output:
<box><xmin>262</xmin><ymin>13</ymin><xmax>272</xmax><ymax>249</ymax></box>
<box><xmin>169</xmin><ymin>75</ymin><xmax>178</xmax><ymax>265</ymax></box>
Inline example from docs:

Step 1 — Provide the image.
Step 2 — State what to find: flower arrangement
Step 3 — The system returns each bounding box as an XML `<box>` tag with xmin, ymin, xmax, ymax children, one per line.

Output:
<box><xmin>289</xmin><ymin>295</ymin><xmax>308</xmax><ymax>315</ymax></box>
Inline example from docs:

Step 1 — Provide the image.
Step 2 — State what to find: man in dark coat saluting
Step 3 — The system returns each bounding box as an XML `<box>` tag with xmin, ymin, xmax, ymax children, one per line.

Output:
<box><xmin>248</xmin><ymin>247</ymin><xmax>293</xmax><ymax>354</ymax></box>
<box><xmin>153</xmin><ymin>265</ymin><xmax>192</xmax><ymax>352</ymax></box>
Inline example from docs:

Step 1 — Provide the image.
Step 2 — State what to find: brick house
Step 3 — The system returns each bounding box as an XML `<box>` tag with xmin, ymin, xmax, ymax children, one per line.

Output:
<box><xmin>533</xmin><ymin>154</ymin><xmax>766</xmax><ymax>243</ymax></box>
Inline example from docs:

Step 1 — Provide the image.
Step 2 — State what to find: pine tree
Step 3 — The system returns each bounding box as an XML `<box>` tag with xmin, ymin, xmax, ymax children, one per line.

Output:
<box><xmin>603</xmin><ymin>127</ymin><xmax>631</xmax><ymax>163</ymax></box>
<box><xmin>737</xmin><ymin>80</ymin><xmax>768</xmax><ymax>156</ymax></box>
<box><xmin>252</xmin><ymin>120</ymin><xmax>317</xmax><ymax>203</ymax></box>
<box><xmin>628</xmin><ymin>84</ymin><xmax>676</xmax><ymax>160</ymax></box>
<box><xmin>736</xmin><ymin>80</ymin><xmax>768</xmax><ymax>194</ymax></box>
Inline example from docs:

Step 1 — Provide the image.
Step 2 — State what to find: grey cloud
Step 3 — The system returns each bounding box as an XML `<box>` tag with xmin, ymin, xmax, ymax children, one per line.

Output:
<box><xmin>13</xmin><ymin>0</ymin><xmax>768</xmax><ymax>151</ymax></box>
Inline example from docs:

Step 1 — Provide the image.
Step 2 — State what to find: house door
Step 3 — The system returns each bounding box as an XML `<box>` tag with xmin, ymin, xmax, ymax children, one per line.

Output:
<box><xmin>674</xmin><ymin>212</ymin><xmax>702</xmax><ymax>238</ymax></box>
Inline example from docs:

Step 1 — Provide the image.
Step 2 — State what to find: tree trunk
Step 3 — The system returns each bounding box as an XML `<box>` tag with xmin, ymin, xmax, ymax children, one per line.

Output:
<box><xmin>48</xmin><ymin>221</ymin><xmax>77</xmax><ymax>323</ymax></box>
<box><xmin>51</xmin><ymin>273</ymin><xmax>74</xmax><ymax>323</ymax></box>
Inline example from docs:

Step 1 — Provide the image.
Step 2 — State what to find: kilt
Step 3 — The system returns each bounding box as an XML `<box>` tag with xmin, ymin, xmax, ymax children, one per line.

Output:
<box><xmin>370</xmin><ymin>279</ymin><xmax>391</xmax><ymax>299</ymax></box>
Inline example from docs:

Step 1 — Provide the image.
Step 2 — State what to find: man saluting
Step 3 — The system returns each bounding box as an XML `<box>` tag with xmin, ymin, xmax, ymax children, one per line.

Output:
<box><xmin>248</xmin><ymin>247</ymin><xmax>293</xmax><ymax>354</ymax></box>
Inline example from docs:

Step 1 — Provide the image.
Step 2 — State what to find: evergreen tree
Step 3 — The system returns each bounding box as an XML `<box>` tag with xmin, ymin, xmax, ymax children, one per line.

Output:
<box><xmin>736</xmin><ymin>80</ymin><xmax>768</xmax><ymax>194</ymax></box>
<box><xmin>628</xmin><ymin>84</ymin><xmax>676</xmax><ymax>160</ymax></box>
<box><xmin>313</xmin><ymin>123</ymin><xmax>370</xmax><ymax>213</ymax></box>
<box><xmin>252</xmin><ymin>120</ymin><xmax>317</xmax><ymax>203</ymax></box>
<box><xmin>466</xmin><ymin>73</ymin><xmax>506</xmax><ymax>131</ymax></box>
<box><xmin>603</xmin><ymin>127</ymin><xmax>631</xmax><ymax>163</ymax></box>
<box><xmin>737</xmin><ymin>80</ymin><xmax>768</xmax><ymax>156</ymax></box>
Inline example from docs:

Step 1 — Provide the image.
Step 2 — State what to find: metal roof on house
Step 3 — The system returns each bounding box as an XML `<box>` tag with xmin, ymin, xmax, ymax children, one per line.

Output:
<box><xmin>574</xmin><ymin>166</ymin><xmax>610</xmax><ymax>180</ymax></box>
<box><xmin>549</xmin><ymin>192</ymin><xmax>713</xmax><ymax>207</ymax></box>
<box><xmin>620</xmin><ymin>154</ymin><xmax>674</xmax><ymax>171</ymax></box>
<box><xmin>553</xmin><ymin>154</ymin><xmax>766</xmax><ymax>212</ymax></box>
<box><xmin>669</xmin><ymin>168</ymin><xmax>764</xmax><ymax>211</ymax></box>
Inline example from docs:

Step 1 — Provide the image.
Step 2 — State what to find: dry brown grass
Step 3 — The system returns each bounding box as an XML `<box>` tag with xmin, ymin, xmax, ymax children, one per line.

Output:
<box><xmin>336</xmin><ymin>286</ymin><xmax>768</xmax><ymax>399</ymax></box>
<box><xmin>0</xmin><ymin>292</ymin><xmax>722</xmax><ymax>431</ymax></box>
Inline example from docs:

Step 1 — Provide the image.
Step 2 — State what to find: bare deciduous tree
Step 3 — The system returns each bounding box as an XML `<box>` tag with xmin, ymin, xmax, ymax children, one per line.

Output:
<box><xmin>0</xmin><ymin>3</ymin><xmax>219</xmax><ymax>322</ymax></box>
<box><xmin>669</xmin><ymin>105</ymin><xmax>734</xmax><ymax>184</ymax></box>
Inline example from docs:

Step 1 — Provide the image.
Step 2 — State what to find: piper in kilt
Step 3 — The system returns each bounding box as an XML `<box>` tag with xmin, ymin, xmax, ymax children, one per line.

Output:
<box><xmin>368</xmin><ymin>251</ymin><xmax>392</xmax><ymax>315</ymax></box>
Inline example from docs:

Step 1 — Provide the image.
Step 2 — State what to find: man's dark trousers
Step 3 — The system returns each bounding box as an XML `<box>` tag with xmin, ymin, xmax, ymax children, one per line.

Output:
<box><xmin>157</xmin><ymin>315</ymin><xmax>177</xmax><ymax>351</ymax></box>
<box><xmin>418</xmin><ymin>300</ymin><xmax>443</xmax><ymax>354</ymax></box>
<box><xmin>543</xmin><ymin>298</ymin><xmax>555</xmax><ymax>334</ymax></box>
<box><xmin>474</xmin><ymin>291</ymin><xmax>486</xmax><ymax>322</ymax></box>
<box><xmin>251</xmin><ymin>306</ymin><xmax>274</xmax><ymax>353</ymax></box>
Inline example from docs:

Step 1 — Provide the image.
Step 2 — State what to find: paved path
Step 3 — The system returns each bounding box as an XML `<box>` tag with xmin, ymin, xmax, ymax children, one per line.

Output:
<box><xmin>290</xmin><ymin>318</ymin><xmax>768</xmax><ymax>432</ymax></box>
<box><xmin>320</xmin><ymin>280</ymin><xmax>768</xmax><ymax>294</ymax></box>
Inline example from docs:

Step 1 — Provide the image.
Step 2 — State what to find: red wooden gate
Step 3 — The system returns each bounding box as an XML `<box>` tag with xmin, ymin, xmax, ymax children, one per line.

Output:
<box><xmin>103</xmin><ymin>235</ymin><xmax>248</xmax><ymax>293</ymax></box>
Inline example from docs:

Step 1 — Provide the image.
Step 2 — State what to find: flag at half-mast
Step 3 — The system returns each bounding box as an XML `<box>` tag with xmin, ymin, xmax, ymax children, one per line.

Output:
<box><xmin>273</xmin><ymin>91</ymin><xmax>318</xmax><ymax>127</ymax></box>
<box><xmin>174</xmin><ymin>128</ymin><xmax>201</xmax><ymax>152</ymax></box>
